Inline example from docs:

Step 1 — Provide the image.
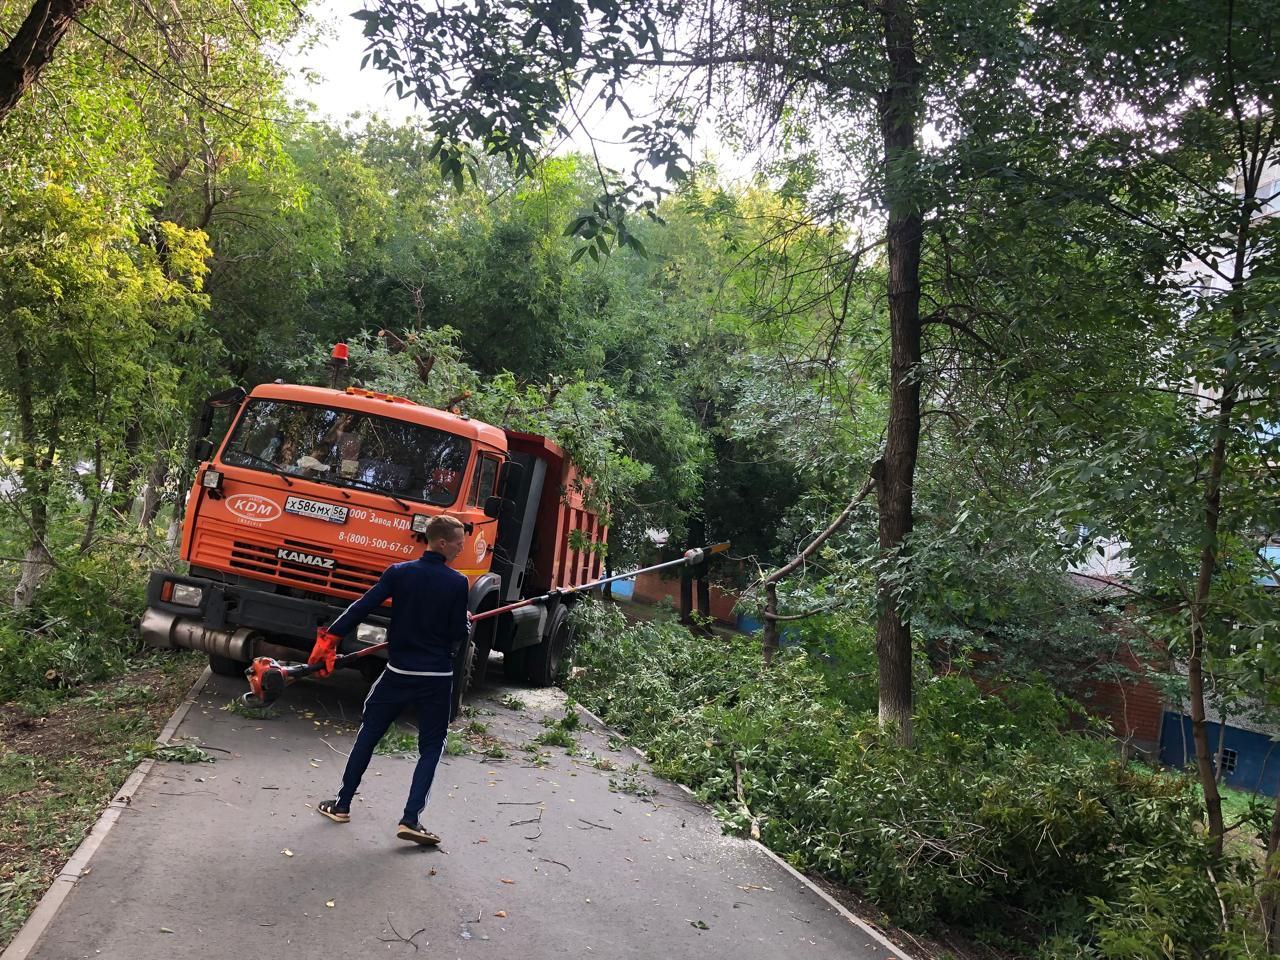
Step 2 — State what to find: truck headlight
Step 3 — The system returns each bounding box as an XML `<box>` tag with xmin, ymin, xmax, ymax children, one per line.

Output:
<box><xmin>170</xmin><ymin>583</ymin><xmax>203</xmax><ymax>607</ymax></box>
<box><xmin>357</xmin><ymin>624</ymin><xmax>387</xmax><ymax>646</ymax></box>
<box><xmin>411</xmin><ymin>514</ymin><xmax>431</xmax><ymax>535</ymax></box>
<box><xmin>201</xmin><ymin>469</ymin><xmax>223</xmax><ymax>489</ymax></box>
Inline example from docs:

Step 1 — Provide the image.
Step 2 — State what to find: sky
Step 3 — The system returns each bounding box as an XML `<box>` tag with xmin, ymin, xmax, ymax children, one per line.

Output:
<box><xmin>281</xmin><ymin>0</ymin><xmax>753</xmax><ymax>183</ymax></box>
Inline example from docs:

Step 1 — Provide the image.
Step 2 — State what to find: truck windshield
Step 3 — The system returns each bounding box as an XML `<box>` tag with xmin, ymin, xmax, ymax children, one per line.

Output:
<box><xmin>221</xmin><ymin>399</ymin><xmax>471</xmax><ymax>506</ymax></box>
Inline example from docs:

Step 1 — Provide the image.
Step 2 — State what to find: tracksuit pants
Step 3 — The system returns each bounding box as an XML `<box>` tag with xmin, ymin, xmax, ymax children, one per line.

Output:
<box><xmin>337</xmin><ymin>670</ymin><xmax>452</xmax><ymax>825</ymax></box>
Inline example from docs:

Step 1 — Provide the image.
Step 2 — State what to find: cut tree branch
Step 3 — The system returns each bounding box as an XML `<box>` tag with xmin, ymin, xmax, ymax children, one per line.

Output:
<box><xmin>0</xmin><ymin>0</ymin><xmax>94</xmax><ymax>123</ymax></box>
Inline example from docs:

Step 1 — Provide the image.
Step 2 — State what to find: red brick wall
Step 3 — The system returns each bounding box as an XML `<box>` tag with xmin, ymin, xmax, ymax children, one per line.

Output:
<box><xmin>631</xmin><ymin>570</ymin><xmax>739</xmax><ymax>624</ymax></box>
<box><xmin>1073</xmin><ymin>640</ymin><xmax>1165</xmax><ymax>754</ymax></box>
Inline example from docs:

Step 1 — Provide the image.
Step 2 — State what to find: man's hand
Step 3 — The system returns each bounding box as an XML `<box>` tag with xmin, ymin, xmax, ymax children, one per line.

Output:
<box><xmin>308</xmin><ymin>628</ymin><xmax>340</xmax><ymax>678</ymax></box>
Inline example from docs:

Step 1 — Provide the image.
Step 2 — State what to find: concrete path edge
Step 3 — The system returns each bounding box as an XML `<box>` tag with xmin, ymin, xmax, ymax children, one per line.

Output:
<box><xmin>1</xmin><ymin>667</ymin><xmax>214</xmax><ymax>960</ymax></box>
<box><xmin>572</xmin><ymin>702</ymin><xmax>915</xmax><ymax>960</ymax></box>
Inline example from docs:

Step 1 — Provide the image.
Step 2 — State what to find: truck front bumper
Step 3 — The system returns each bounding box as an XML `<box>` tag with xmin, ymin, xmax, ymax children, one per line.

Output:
<box><xmin>141</xmin><ymin>570</ymin><xmax>387</xmax><ymax>659</ymax></box>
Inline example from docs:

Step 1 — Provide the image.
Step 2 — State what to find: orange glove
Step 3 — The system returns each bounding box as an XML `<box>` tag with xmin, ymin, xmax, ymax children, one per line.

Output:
<box><xmin>308</xmin><ymin>628</ymin><xmax>340</xmax><ymax>678</ymax></box>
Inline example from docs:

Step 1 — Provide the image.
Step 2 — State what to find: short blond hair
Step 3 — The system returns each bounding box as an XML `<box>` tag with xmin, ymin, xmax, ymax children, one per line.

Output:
<box><xmin>425</xmin><ymin>514</ymin><xmax>465</xmax><ymax>542</ymax></box>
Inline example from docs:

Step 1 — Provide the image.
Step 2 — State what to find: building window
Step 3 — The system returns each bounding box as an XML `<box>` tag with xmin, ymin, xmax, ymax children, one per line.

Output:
<box><xmin>1219</xmin><ymin>748</ymin><xmax>1238</xmax><ymax>776</ymax></box>
<box><xmin>1260</xmin><ymin>180</ymin><xmax>1279</xmax><ymax>217</ymax></box>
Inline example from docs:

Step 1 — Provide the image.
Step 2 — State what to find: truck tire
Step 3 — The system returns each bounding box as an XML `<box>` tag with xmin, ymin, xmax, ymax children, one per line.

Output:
<box><xmin>450</xmin><ymin>633</ymin><xmax>476</xmax><ymax>721</ymax></box>
<box><xmin>470</xmin><ymin>597</ymin><xmax>499</xmax><ymax>687</ymax></box>
<box><xmin>208</xmin><ymin>652</ymin><xmax>249</xmax><ymax>678</ymax></box>
<box><xmin>525</xmin><ymin>605</ymin><xmax>573</xmax><ymax>688</ymax></box>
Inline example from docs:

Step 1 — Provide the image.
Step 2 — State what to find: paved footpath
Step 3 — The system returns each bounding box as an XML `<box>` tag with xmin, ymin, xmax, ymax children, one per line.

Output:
<box><xmin>16</xmin><ymin>669</ymin><xmax>908</xmax><ymax>960</ymax></box>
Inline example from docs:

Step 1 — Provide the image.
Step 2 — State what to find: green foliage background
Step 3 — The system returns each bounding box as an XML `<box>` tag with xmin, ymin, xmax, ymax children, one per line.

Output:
<box><xmin>569</xmin><ymin>601</ymin><xmax>1266</xmax><ymax>956</ymax></box>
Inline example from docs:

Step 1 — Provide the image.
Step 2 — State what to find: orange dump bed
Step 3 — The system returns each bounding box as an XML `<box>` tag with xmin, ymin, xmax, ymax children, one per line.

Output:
<box><xmin>505</xmin><ymin>431</ymin><xmax>607</xmax><ymax>593</ymax></box>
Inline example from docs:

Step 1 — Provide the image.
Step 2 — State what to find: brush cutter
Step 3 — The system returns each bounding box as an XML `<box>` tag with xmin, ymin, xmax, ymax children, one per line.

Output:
<box><xmin>239</xmin><ymin>543</ymin><xmax>729</xmax><ymax>708</ymax></box>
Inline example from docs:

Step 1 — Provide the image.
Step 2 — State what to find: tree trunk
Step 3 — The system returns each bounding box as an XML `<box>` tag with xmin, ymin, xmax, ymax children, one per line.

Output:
<box><xmin>138</xmin><ymin>448</ymin><xmax>169</xmax><ymax>527</ymax></box>
<box><xmin>14</xmin><ymin>502</ymin><xmax>53</xmax><ymax>610</ymax></box>
<box><xmin>78</xmin><ymin>436</ymin><xmax>103</xmax><ymax>554</ymax></box>
<box><xmin>0</xmin><ymin>0</ymin><xmax>94</xmax><ymax>124</ymax></box>
<box><xmin>763</xmin><ymin>582</ymin><xmax>780</xmax><ymax>665</ymax></box>
<box><xmin>874</xmin><ymin>0</ymin><xmax>924</xmax><ymax>748</ymax></box>
<box><xmin>696</xmin><ymin>576</ymin><xmax>712</xmax><ymax>628</ymax></box>
<box><xmin>12</xmin><ymin>347</ymin><xmax>56</xmax><ymax>609</ymax></box>
<box><xmin>110</xmin><ymin>418</ymin><xmax>144</xmax><ymax>518</ymax></box>
<box><xmin>1187</xmin><ymin>377</ymin><xmax>1236</xmax><ymax>856</ymax></box>
<box><xmin>1184</xmin><ymin>137</ymin><xmax>1263</xmax><ymax>855</ymax></box>
<box><xmin>679</xmin><ymin>565</ymin><xmax>693</xmax><ymax>627</ymax></box>
<box><xmin>13</xmin><ymin>442</ymin><xmax>56</xmax><ymax>609</ymax></box>
<box><xmin>687</xmin><ymin>515</ymin><xmax>712</xmax><ymax>635</ymax></box>
<box><xmin>1264</xmin><ymin>791</ymin><xmax>1280</xmax><ymax>951</ymax></box>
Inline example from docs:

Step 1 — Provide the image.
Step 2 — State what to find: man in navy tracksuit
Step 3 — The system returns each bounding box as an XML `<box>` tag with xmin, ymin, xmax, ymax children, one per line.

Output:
<box><xmin>308</xmin><ymin>514</ymin><xmax>469</xmax><ymax>845</ymax></box>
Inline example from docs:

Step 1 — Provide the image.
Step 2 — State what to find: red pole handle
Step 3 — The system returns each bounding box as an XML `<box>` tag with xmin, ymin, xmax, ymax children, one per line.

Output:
<box><xmin>327</xmin><ymin>542</ymin><xmax>731</xmax><ymax>667</ymax></box>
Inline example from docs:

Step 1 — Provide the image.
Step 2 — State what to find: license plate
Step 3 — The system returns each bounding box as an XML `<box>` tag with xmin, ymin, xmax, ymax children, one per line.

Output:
<box><xmin>284</xmin><ymin>495</ymin><xmax>349</xmax><ymax>524</ymax></box>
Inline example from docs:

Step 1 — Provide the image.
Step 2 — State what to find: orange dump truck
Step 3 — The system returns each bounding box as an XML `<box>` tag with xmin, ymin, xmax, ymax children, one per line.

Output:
<box><xmin>141</xmin><ymin>372</ymin><xmax>606</xmax><ymax>706</ymax></box>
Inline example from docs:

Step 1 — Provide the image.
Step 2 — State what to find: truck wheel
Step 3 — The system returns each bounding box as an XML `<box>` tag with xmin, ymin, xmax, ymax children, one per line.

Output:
<box><xmin>470</xmin><ymin>603</ymin><xmax>498</xmax><ymax>687</ymax></box>
<box><xmin>450</xmin><ymin>635</ymin><xmax>476</xmax><ymax>721</ymax></box>
<box><xmin>525</xmin><ymin>606</ymin><xmax>573</xmax><ymax>688</ymax></box>
<box><xmin>208</xmin><ymin>652</ymin><xmax>249</xmax><ymax>678</ymax></box>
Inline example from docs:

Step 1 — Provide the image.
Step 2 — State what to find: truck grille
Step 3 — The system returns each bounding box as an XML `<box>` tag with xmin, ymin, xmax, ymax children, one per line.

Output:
<box><xmin>192</xmin><ymin>525</ymin><xmax>382</xmax><ymax>598</ymax></box>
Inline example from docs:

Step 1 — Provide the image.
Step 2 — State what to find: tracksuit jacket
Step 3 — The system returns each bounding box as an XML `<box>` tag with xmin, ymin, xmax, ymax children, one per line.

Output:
<box><xmin>328</xmin><ymin>551</ymin><xmax>469</xmax><ymax>674</ymax></box>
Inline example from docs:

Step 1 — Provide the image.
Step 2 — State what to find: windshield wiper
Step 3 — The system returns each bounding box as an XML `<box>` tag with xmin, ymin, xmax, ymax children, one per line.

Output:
<box><xmin>340</xmin><ymin>475</ymin><xmax>411</xmax><ymax>512</ymax></box>
<box><xmin>223</xmin><ymin>450</ymin><xmax>294</xmax><ymax>486</ymax></box>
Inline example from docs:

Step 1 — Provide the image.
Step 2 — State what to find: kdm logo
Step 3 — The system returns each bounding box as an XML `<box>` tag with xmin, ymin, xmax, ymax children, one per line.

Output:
<box><xmin>226</xmin><ymin>494</ymin><xmax>282</xmax><ymax>523</ymax></box>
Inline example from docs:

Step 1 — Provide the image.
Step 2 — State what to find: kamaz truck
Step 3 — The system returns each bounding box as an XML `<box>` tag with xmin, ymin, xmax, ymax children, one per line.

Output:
<box><xmin>140</xmin><ymin>359</ymin><xmax>606</xmax><ymax>711</ymax></box>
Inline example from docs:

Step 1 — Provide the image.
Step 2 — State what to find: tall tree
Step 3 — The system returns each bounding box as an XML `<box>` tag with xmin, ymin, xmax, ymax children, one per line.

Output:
<box><xmin>1015</xmin><ymin>0</ymin><xmax>1280</xmax><ymax>856</ymax></box>
<box><xmin>356</xmin><ymin>0</ymin><xmax>1053</xmax><ymax>744</ymax></box>
<box><xmin>0</xmin><ymin>185</ymin><xmax>209</xmax><ymax>606</ymax></box>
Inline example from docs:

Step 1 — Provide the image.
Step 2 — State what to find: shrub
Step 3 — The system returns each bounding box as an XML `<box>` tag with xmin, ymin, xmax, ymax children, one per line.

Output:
<box><xmin>0</xmin><ymin>541</ymin><xmax>158</xmax><ymax>702</ymax></box>
<box><xmin>568</xmin><ymin>600</ymin><xmax>1263</xmax><ymax>953</ymax></box>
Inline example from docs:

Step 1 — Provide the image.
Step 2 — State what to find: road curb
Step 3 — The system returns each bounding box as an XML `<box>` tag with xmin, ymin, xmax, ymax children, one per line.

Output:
<box><xmin>1</xmin><ymin>666</ymin><xmax>213</xmax><ymax>960</ymax></box>
<box><xmin>572</xmin><ymin>700</ymin><xmax>914</xmax><ymax>960</ymax></box>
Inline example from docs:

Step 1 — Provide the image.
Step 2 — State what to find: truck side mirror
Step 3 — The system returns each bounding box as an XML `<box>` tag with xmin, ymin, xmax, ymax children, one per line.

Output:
<box><xmin>191</xmin><ymin>386</ymin><xmax>246</xmax><ymax>462</ymax></box>
<box><xmin>483</xmin><ymin>495</ymin><xmax>505</xmax><ymax>519</ymax></box>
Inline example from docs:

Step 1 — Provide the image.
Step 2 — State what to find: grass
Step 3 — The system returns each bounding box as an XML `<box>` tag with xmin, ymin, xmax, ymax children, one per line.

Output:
<box><xmin>0</xmin><ymin>651</ymin><xmax>204</xmax><ymax>950</ymax></box>
<box><xmin>1192</xmin><ymin>780</ymin><xmax>1274</xmax><ymax>861</ymax></box>
<box><xmin>500</xmin><ymin>694</ymin><xmax>525</xmax><ymax>711</ymax></box>
<box><xmin>1219</xmin><ymin>783</ymin><xmax>1269</xmax><ymax>823</ymax></box>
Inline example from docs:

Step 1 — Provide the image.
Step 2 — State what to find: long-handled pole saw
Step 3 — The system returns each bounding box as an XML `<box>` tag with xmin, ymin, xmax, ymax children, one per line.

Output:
<box><xmin>240</xmin><ymin>542</ymin><xmax>730</xmax><ymax>708</ymax></box>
